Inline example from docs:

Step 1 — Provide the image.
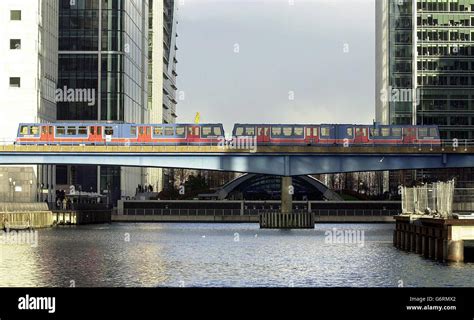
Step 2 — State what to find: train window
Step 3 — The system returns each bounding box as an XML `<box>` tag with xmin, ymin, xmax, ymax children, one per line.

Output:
<box><xmin>370</xmin><ymin>128</ymin><xmax>379</xmax><ymax>136</ymax></box>
<box><xmin>147</xmin><ymin>127</ymin><xmax>151</xmax><ymax>135</ymax></box>
<box><xmin>56</xmin><ymin>127</ymin><xmax>65</xmax><ymax>135</ymax></box>
<box><xmin>392</xmin><ymin>128</ymin><xmax>402</xmax><ymax>136</ymax></box>
<box><xmin>321</xmin><ymin>127</ymin><xmax>330</xmax><ymax>137</ymax></box>
<box><xmin>418</xmin><ymin>128</ymin><xmax>428</xmax><ymax>137</ymax></box>
<box><xmin>154</xmin><ymin>127</ymin><xmax>163</xmax><ymax>136</ymax></box>
<box><xmin>213</xmin><ymin>126</ymin><xmax>222</xmax><ymax>136</ymax></box>
<box><xmin>195</xmin><ymin>127</ymin><xmax>199</xmax><ymax>136</ymax></box>
<box><xmin>97</xmin><ymin>127</ymin><xmax>102</xmax><ymax>135</ymax></box>
<box><xmin>130</xmin><ymin>127</ymin><xmax>137</xmax><ymax>136</ymax></box>
<box><xmin>67</xmin><ymin>127</ymin><xmax>77</xmax><ymax>135</ymax></box>
<box><xmin>430</xmin><ymin>128</ymin><xmax>437</xmax><ymax>137</ymax></box>
<box><xmin>381</xmin><ymin>128</ymin><xmax>390</xmax><ymax>136</ymax></box>
<box><xmin>235</xmin><ymin>127</ymin><xmax>244</xmax><ymax>136</ymax></box>
<box><xmin>20</xmin><ymin>126</ymin><xmax>28</xmax><ymax>135</ymax></box>
<box><xmin>294</xmin><ymin>127</ymin><xmax>304</xmax><ymax>137</ymax></box>
<box><xmin>306</xmin><ymin>128</ymin><xmax>312</xmax><ymax>136</ymax></box>
<box><xmin>30</xmin><ymin>126</ymin><xmax>39</xmax><ymax>135</ymax></box>
<box><xmin>404</xmin><ymin>128</ymin><xmax>415</xmax><ymax>137</ymax></box>
<box><xmin>90</xmin><ymin>127</ymin><xmax>95</xmax><ymax>135</ymax></box>
<box><xmin>176</xmin><ymin>126</ymin><xmax>185</xmax><ymax>136</ymax></box>
<box><xmin>347</xmin><ymin>128</ymin><xmax>353</xmax><ymax>136</ymax></box>
<box><xmin>283</xmin><ymin>127</ymin><xmax>292</xmax><ymax>136</ymax></box>
<box><xmin>245</xmin><ymin>127</ymin><xmax>255</xmax><ymax>136</ymax></box>
<box><xmin>49</xmin><ymin>127</ymin><xmax>53</xmax><ymax>135</ymax></box>
<box><xmin>78</xmin><ymin>127</ymin><xmax>87</xmax><ymax>135</ymax></box>
<box><xmin>272</xmin><ymin>127</ymin><xmax>282</xmax><ymax>136</ymax></box>
<box><xmin>356</xmin><ymin>128</ymin><xmax>367</xmax><ymax>137</ymax></box>
<box><xmin>202</xmin><ymin>127</ymin><xmax>212</xmax><ymax>136</ymax></box>
<box><xmin>42</xmin><ymin>126</ymin><xmax>47</xmax><ymax>134</ymax></box>
<box><xmin>139</xmin><ymin>127</ymin><xmax>144</xmax><ymax>135</ymax></box>
<box><xmin>313</xmin><ymin>128</ymin><xmax>318</xmax><ymax>136</ymax></box>
<box><xmin>105</xmin><ymin>127</ymin><xmax>114</xmax><ymax>136</ymax></box>
<box><xmin>165</xmin><ymin>127</ymin><xmax>174</xmax><ymax>136</ymax></box>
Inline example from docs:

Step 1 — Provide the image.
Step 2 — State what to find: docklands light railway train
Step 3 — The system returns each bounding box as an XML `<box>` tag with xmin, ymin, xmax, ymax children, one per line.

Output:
<box><xmin>15</xmin><ymin>122</ymin><xmax>441</xmax><ymax>146</ymax></box>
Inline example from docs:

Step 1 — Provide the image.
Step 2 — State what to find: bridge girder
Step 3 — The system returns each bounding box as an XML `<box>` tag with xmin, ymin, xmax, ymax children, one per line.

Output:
<box><xmin>0</xmin><ymin>152</ymin><xmax>468</xmax><ymax>176</ymax></box>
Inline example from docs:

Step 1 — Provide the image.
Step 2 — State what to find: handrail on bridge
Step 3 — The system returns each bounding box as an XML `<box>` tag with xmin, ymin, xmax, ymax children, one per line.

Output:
<box><xmin>0</xmin><ymin>139</ymin><xmax>474</xmax><ymax>153</ymax></box>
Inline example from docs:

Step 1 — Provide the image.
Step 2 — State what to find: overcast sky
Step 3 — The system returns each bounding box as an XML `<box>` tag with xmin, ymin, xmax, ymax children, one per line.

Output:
<box><xmin>175</xmin><ymin>0</ymin><xmax>375</xmax><ymax>131</ymax></box>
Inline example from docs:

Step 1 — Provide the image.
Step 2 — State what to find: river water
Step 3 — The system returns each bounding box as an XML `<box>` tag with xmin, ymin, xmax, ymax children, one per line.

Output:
<box><xmin>1</xmin><ymin>223</ymin><xmax>473</xmax><ymax>287</ymax></box>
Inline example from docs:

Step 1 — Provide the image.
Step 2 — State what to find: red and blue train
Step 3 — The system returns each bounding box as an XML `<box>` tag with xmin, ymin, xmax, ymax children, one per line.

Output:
<box><xmin>16</xmin><ymin>122</ymin><xmax>441</xmax><ymax>146</ymax></box>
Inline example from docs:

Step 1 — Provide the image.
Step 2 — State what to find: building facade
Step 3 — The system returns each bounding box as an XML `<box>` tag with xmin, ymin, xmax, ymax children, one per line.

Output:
<box><xmin>147</xmin><ymin>0</ymin><xmax>178</xmax><ymax>191</ymax></box>
<box><xmin>57</xmin><ymin>0</ymin><xmax>178</xmax><ymax>203</ymax></box>
<box><xmin>0</xmin><ymin>0</ymin><xmax>58</xmax><ymax>202</ymax></box>
<box><xmin>376</xmin><ymin>0</ymin><xmax>474</xmax><ymax>189</ymax></box>
<box><xmin>377</xmin><ymin>0</ymin><xmax>474</xmax><ymax>136</ymax></box>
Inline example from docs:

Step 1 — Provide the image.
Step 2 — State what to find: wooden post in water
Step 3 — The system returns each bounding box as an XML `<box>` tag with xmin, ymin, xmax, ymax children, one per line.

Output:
<box><xmin>259</xmin><ymin>176</ymin><xmax>314</xmax><ymax>229</ymax></box>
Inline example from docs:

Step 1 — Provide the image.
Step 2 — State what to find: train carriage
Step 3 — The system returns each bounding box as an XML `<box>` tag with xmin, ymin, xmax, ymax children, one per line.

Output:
<box><xmin>232</xmin><ymin>124</ymin><xmax>441</xmax><ymax>146</ymax></box>
<box><xmin>16</xmin><ymin>123</ymin><xmax>225</xmax><ymax>146</ymax></box>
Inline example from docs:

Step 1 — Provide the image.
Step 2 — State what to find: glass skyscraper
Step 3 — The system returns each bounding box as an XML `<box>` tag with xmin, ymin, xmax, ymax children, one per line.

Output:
<box><xmin>376</xmin><ymin>0</ymin><xmax>474</xmax><ymax>190</ymax></box>
<box><xmin>56</xmin><ymin>0</ymin><xmax>178</xmax><ymax>203</ymax></box>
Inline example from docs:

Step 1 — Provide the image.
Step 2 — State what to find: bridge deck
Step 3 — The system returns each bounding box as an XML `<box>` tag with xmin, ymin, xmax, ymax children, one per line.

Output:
<box><xmin>0</xmin><ymin>145</ymin><xmax>471</xmax><ymax>154</ymax></box>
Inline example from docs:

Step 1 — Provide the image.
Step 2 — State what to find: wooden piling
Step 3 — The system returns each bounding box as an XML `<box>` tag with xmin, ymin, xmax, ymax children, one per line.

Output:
<box><xmin>394</xmin><ymin>216</ymin><xmax>474</xmax><ymax>263</ymax></box>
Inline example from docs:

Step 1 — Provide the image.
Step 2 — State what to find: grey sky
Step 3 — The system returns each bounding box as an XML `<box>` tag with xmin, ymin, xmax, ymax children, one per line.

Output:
<box><xmin>176</xmin><ymin>0</ymin><xmax>375</xmax><ymax>131</ymax></box>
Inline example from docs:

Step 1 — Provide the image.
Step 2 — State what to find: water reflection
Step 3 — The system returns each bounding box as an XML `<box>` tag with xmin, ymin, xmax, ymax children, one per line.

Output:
<box><xmin>1</xmin><ymin>223</ymin><xmax>473</xmax><ymax>287</ymax></box>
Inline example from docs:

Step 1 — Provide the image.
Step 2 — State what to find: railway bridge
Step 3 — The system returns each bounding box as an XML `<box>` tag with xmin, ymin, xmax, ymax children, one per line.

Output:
<box><xmin>2</xmin><ymin>144</ymin><xmax>474</xmax><ymax>228</ymax></box>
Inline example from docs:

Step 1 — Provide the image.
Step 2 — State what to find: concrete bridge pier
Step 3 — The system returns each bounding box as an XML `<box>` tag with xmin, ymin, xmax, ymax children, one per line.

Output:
<box><xmin>259</xmin><ymin>176</ymin><xmax>314</xmax><ymax>229</ymax></box>
<box><xmin>281</xmin><ymin>176</ymin><xmax>293</xmax><ymax>215</ymax></box>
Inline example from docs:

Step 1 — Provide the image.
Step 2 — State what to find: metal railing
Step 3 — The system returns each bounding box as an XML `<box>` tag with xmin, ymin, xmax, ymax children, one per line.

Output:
<box><xmin>122</xmin><ymin>208</ymin><xmax>399</xmax><ymax>217</ymax></box>
<box><xmin>312</xmin><ymin>209</ymin><xmax>399</xmax><ymax>217</ymax></box>
<box><xmin>123</xmin><ymin>208</ymin><xmax>242</xmax><ymax>216</ymax></box>
<box><xmin>2</xmin><ymin>139</ymin><xmax>474</xmax><ymax>152</ymax></box>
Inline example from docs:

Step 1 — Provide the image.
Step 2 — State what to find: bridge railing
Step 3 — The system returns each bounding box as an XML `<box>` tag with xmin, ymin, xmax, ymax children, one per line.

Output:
<box><xmin>122</xmin><ymin>208</ymin><xmax>399</xmax><ymax>217</ymax></box>
<box><xmin>3</xmin><ymin>138</ymin><xmax>474</xmax><ymax>150</ymax></box>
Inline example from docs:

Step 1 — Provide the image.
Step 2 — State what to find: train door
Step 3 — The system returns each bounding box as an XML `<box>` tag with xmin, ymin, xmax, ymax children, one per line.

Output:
<box><xmin>40</xmin><ymin>125</ymin><xmax>54</xmax><ymax>142</ymax></box>
<box><xmin>354</xmin><ymin>127</ymin><xmax>369</xmax><ymax>144</ymax></box>
<box><xmin>257</xmin><ymin>126</ymin><xmax>270</xmax><ymax>144</ymax></box>
<box><xmin>187</xmin><ymin>125</ymin><xmax>200</xmax><ymax>144</ymax></box>
<box><xmin>403</xmin><ymin>127</ymin><xmax>416</xmax><ymax>144</ymax></box>
<box><xmin>305</xmin><ymin>127</ymin><xmax>314</xmax><ymax>145</ymax></box>
<box><xmin>137</xmin><ymin>126</ymin><xmax>151</xmax><ymax>144</ymax></box>
<box><xmin>89</xmin><ymin>126</ymin><xmax>103</xmax><ymax>144</ymax></box>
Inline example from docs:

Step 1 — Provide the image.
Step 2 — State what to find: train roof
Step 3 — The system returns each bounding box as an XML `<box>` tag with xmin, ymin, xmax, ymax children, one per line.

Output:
<box><xmin>233</xmin><ymin>123</ymin><xmax>439</xmax><ymax>127</ymax></box>
<box><xmin>18</xmin><ymin>122</ymin><xmax>224</xmax><ymax>126</ymax></box>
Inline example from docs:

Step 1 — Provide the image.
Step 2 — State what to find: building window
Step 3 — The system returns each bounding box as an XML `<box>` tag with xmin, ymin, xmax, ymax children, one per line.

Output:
<box><xmin>9</xmin><ymin>77</ymin><xmax>20</xmax><ymax>88</ymax></box>
<box><xmin>10</xmin><ymin>10</ymin><xmax>21</xmax><ymax>21</ymax></box>
<box><xmin>10</xmin><ymin>39</ymin><xmax>21</xmax><ymax>49</ymax></box>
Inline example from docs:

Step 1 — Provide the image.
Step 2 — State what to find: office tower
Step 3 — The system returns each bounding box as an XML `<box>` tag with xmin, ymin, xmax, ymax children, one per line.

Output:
<box><xmin>0</xmin><ymin>0</ymin><xmax>58</xmax><ymax>203</ymax></box>
<box><xmin>376</xmin><ymin>0</ymin><xmax>474</xmax><ymax>189</ymax></box>
<box><xmin>57</xmin><ymin>0</ymin><xmax>178</xmax><ymax>203</ymax></box>
<box><xmin>147</xmin><ymin>0</ymin><xmax>178</xmax><ymax>191</ymax></box>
